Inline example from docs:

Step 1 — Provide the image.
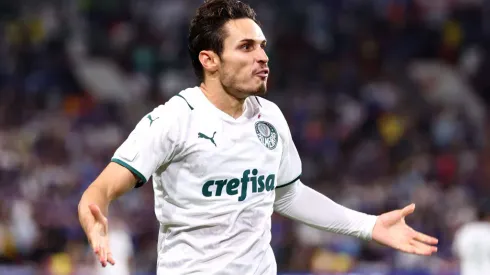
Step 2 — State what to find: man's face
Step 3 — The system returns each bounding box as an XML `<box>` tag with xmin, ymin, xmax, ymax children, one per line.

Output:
<box><xmin>218</xmin><ymin>18</ymin><xmax>269</xmax><ymax>98</ymax></box>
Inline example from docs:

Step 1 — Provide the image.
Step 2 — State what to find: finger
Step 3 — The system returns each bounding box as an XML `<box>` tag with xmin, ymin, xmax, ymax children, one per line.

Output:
<box><xmin>107</xmin><ymin>252</ymin><xmax>116</xmax><ymax>265</ymax></box>
<box><xmin>90</xmin><ymin>231</ymin><xmax>101</xmax><ymax>254</ymax></box>
<box><xmin>399</xmin><ymin>244</ymin><xmax>416</xmax><ymax>254</ymax></box>
<box><xmin>103</xmin><ymin>248</ymin><xmax>108</xmax><ymax>266</ymax></box>
<box><xmin>401</xmin><ymin>203</ymin><xmax>415</xmax><ymax>217</ymax></box>
<box><xmin>91</xmin><ymin>236</ymin><xmax>100</xmax><ymax>254</ymax></box>
<box><xmin>99</xmin><ymin>246</ymin><xmax>107</xmax><ymax>267</ymax></box>
<box><xmin>98</xmin><ymin>245</ymin><xmax>103</xmax><ymax>261</ymax></box>
<box><xmin>413</xmin><ymin>230</ymin><xmax>439</xmax><ymax>245</ymax></box>
<box><xmin>399</xmin><ymin>243</ymin><xmax>428</xmax><ymax>256</ymax></box>
<box><xmin>89</xmin><ymin>204</ymin><xmax>107</xmax><ymax>224</ymax></box>
<box><xmin>409</xmin><ymin>239</ymin><xmax>438</xmax><ymax>255</ymax></box>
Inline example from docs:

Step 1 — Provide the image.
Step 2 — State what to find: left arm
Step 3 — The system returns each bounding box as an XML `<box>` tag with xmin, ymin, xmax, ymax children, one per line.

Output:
<box><xmin>274</xmin><ymin>180</ymin><xmax>377</xmax><ymax>240</ymax></box>
<box><xmin>274</xmin><ymin>181</ymin><xmax>438</xmax><ymax>255</ymax></box>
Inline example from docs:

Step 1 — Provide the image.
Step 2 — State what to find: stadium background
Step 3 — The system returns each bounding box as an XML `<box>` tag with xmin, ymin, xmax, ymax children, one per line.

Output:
<box><xmin>0</xmin><ymin>0</ymin><xmax>489</xmax><ymax>274</ymax></box>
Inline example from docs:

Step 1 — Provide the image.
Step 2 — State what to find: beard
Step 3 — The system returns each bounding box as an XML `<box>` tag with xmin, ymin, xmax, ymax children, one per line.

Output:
<box><xmin>255</xmin><ymin>82</ymin><xmax>267</xmax><ymax>95</ymax></box>
<box><xmin>220</xmin><ymin>73</ymin><xmax>267</xmax><ymax>99</ymax></box>
<box><xmin>244</xmin><ymin>82</ymin><xmax>267</xmax><ymax>97</ymax></box>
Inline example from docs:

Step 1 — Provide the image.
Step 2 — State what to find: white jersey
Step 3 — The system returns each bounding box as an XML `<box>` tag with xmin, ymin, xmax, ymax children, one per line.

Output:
<box><xmin>112</xmin><ymin>87</ymin><xmax>302</xmax><ymax>275</ymax></box>
<box><xmin>453</xmin><ymin>222</ymin><xmax>490</xmax><ymax>275</ymax></box>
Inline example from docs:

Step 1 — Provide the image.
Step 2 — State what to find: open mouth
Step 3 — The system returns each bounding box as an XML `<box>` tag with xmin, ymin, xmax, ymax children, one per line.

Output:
<box><xmin>255</xmin><ymin>69</ymin><xmax>269</xmax><ymax>78</ymax></box>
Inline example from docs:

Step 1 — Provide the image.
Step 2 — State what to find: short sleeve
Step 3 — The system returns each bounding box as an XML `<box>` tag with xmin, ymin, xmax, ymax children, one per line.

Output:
<box><xmin>111</xmin><ymin>100</ymin><xmax>181</xmax><ymax>188</ymax></box>
<box><xmin>276</xmin><ymin>118</ymin><xmax>302</xmax><ymax>188</ymax></box>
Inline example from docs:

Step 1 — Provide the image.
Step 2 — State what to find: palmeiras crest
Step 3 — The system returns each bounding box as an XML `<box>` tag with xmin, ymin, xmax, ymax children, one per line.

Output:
<box><xmin>255</xmin><ymin>121</ymin><xmax>278</xmax><ymax>150</ymax></box>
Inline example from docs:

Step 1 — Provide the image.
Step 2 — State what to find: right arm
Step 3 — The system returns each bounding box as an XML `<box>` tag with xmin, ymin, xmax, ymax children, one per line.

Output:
<box><xmin>77</xmin><ymin>162</ymin><xmax>137</xmax><ymax>244</ymax></box>
<box><xmin>78</xmin><ymin>97</ymin><xmax>183</xmax><ymax>267</ymax></box>
<box><xmin>78</xmin><ymin>162</ymin><xmax>139</xmax><ymax>267</ymax></box>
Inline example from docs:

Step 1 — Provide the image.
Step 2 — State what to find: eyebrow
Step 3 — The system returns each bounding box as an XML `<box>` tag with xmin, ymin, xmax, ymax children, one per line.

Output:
<box><xmin>239</xmin><ymin>39</ymin><xmax>267</xmax><ymax>44</ymax></box>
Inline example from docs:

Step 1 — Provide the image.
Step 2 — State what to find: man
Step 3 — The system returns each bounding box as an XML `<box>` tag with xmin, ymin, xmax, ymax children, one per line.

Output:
<box><xmin>78</xmin><ymin>1</ymin><xmax>438</xmax><ymax>274</ymax></box>
<box><xmin>453</xmin><ymin>200</ymin><xmax>490</xmax><ymax>275</ymax></box>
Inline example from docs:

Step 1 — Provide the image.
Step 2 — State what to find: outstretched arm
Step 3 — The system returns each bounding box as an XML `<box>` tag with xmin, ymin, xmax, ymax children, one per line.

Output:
<box><xmin>274</xmin><ymin>181</ymin><xmax>438</xmax><ymax>255</ymax></box>
<box><xmin>78</xmin><ymin>162</ymin><xmax>138</xmax><ymax>266</ymax></box>
<box><xmin>274</xmin><ymin>181</ymin><xmax>377</xmax><ymax>240</ymax></box>
<box><xmin>79</xmin><ymin>97</ymin><xmax>182</xmax><ymax>267</ymax></box>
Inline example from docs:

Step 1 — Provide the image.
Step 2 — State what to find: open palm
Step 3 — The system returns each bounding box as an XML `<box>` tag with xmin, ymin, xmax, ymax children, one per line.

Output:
<box><xmin>87</xmin><ymin>204</ymin><xmax>116</xmax><ymax>267</ymax></box>
<box><xmin>372</xmin><ymin>204</ymin><xmax>438</xmax><ymax>256</ymax></box>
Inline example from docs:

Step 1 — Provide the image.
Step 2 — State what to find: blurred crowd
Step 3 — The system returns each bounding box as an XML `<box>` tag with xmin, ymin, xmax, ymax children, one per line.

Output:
<box><xmin>0</xmin><ymin>0</ymin><xmax>490</xmax><ymax>274</ymax></box>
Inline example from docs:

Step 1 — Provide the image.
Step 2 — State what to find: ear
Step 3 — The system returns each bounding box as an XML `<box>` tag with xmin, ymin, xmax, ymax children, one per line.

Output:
<box><xmin>199</xmin><ymin>50</ymin><xmax>220</xmax><ymax>75</ymax></box>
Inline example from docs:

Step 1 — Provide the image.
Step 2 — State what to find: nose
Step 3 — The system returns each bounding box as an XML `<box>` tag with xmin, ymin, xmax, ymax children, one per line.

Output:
<box><xmin>256</xmin><ymin>48</ymin><xmax>269</xmax><ymax>65</ymax></box>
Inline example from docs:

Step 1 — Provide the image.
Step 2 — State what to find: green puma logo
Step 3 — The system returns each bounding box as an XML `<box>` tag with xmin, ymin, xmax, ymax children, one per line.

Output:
<box><xmin>147</xmin><ymin>115</ymin><xmax>159</xmax><ymax>126</ymax></box>
<box><xmin>198</xmin><ymin>131</ymin><xmax>217</xmax><ymax>147</ymax></box>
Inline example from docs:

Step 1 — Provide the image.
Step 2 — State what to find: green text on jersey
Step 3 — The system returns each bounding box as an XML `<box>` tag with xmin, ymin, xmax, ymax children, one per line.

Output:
<box><xmin>202</xmin><ymin>169</ymin><xmax>275</xmax><ymax>202</ymax></box>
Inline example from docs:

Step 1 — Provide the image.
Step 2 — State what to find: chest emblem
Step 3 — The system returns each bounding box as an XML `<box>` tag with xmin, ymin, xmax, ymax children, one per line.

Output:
<box><xmin>255</xmin><ymin>121</ymin><xmax>278</xmax><ymax>150</ymax></box>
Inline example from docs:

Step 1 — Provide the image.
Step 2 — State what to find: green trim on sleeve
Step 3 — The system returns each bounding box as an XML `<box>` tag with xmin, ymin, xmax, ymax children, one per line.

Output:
<box><xmin>111</xmin><ymin>158</ymin><xmax>147</xmax><ymax>188</ymax></box>
<box><xmin>175</xmin><ymin>94</ymin><xmax>194</xmax><ymax>110</ymax></box>
<box><xmin>275</xmin><ymin>174</ymin><xmax>301</xmax><ymax>189</ymax></box>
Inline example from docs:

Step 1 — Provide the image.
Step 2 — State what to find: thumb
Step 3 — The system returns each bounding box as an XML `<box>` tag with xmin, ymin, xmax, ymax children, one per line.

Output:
<box><xmin>400</xmin><ymin>203</ymin><xmax>415</xmax><ymax>218</ymax></box>
<box><xmin>89</xmin><ymin>204</ymin><xmax>107</xmax><ymax>223</ymax></box>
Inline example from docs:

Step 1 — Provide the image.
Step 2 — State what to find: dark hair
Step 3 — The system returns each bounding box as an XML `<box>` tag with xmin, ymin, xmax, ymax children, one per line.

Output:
<box><xmin>188</xmin><ymin>0</ymin><xmax>258</xmax><ymax>82</ymax></box>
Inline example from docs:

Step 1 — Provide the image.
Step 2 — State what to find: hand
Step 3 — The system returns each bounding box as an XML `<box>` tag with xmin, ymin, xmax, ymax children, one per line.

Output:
<box><xmin>372</xmin><ymin>203</ymin><xmax>438</xmax><ymax>256</ymax></box>
<box><xmin>87</xmin><ymin>204</ymin><xmax>116</xmax><ymax>267</ymax></box>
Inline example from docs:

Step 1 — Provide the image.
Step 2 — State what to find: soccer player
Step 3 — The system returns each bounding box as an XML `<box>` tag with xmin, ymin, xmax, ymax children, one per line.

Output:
<box><xmin>78</xmin><ymin>0</ymin><xmax>438</xmax><ymax>274</ymax></box>
<box><xmin>453</xmin><ymin>199</ymin><xmax>490</xmax><ymax>275</ymax></box>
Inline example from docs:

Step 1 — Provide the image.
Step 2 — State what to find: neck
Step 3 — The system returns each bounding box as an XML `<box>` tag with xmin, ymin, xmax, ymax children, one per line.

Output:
<box><xmin>200</xmin><ymin>82</ymin><xmax>245</xmax><ymax>119</ymax></box>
